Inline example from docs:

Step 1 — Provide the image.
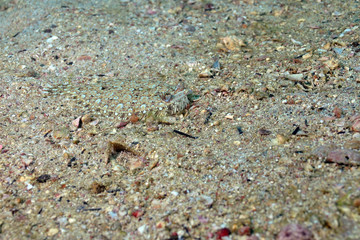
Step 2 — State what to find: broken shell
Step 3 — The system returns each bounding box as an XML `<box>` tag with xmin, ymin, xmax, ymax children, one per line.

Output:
<box><xmin>72</xmin><ymin>116</ymin><xmax>82</xmax><ymax>128</ymax></box>
<box><xmin>81</xmin><ymin>114</ymin><xmax>93</xmax><ymax>124</ymax></box>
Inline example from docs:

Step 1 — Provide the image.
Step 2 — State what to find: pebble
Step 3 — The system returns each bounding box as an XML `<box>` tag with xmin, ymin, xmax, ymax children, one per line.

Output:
<box><xmin>108</xmin><ymin>211</ymin><xmax>118</xmax><ymax>220</ymax></box>
<box><xmin>276</xmin><ymin>134</ymin><xmax>288</xmax><ymax>145</ymax></box>
<box><xmin>170</xmin><ymin>191</ymin><xmax>179</xmax><ymax>196</ymax></box>
<box><xmin>333</xmin><ymin>47</ymin><xmax>344</xmax><ymax>55</ymax></box>
<box><xmin>37</xmin><ymin>174</ymin><xmax>51</xmax><ymax>183</ymax></box>
<box><xmin>46</xmin><ymin>36</ymin><xmax>58</xmax><ymax>43</ymax></box>
<box><xmin>259</xmin><ymin>129</ymin><xmax>272</xmax><ymax>135</ymax></box>
<box><xmin>215</xmin><ymin>228</ymin><xmax>231</xmax><ymax>240</ymax></box>
<box><xmin>353</xmin><ymin>198</ymin><xmax>360</xmax><ymax>208</ymax></box>
<box><xmin>284</xmin><ymin>72</ymin><xmax>303</xmax><ymax>81</ymax></box>
<box><xmin>68</xmin><ymin>218</ymin><xmax>76</xmax><ymax>224</ymax></box>
<box><xmin>47</xmin><ymin>228</ymin><xmax>59</xmax><ymax>236</ymax></box>
<box><xmin>234</xmin><ymin>141</ymin><xmax>241</xmax><ymax>146</ymax></box>
<box><xmin>116</xmin><ymin>121</ymin><xmax>129</xmax><ymax>128</ymax></box>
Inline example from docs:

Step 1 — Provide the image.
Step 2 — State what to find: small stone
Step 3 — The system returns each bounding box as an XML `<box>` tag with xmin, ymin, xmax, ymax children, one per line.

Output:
<box><xmin>259</xmin><ymin>129</ymin><xmax>271</xmax><ymax>135</ymax></box>
<box><xmin>115</xmin><ymin>121</ymin><xmax>129</xmax><ymax>128</ymax></box>
<box><xmin>37</xmin><ymin>174</ymin><xmax>51</xmax><ymax>183</ymax></box>
<box><xmin>277</xmin><ymin>224</ymin><xmax>314</xmax><ymax>240</ymax></box>
<box><xmin>333</xmin><ymin>47</ymin><xmax>344</xmax><ymax>55</ymax></box>
<box><xmin>132</xmin><ymin>210</ymin><xmax>144</xmax><ymax>218</ymax></box>
<box><xmin>353</xmin><ymin>198</ymin><xmax>360</xmax><ymax>208</ymax></box>
<box><xmin>47</xmin><ymin>228</ymin><xmax>59</xmax><ymax>236</ymax></box>
<box><xmin>284</xmin><ymin>72</ymin><xmax>304</xmax><ymax>81</ymax></box>
<box><xmin>215</xmin><ymin>228</ymin><xmax>231</xmax><ymax>240</ymax></box>
<box><xmin>138</xmin><ymin>224</ymin><xmax>147</xmax><ymax>234</ymax></box>
<box><xmin>68</xmin><ymin>218</ymin><xmax>76</xmax><ymax>224</ymax></box>
<box><xmin>46</xmin><ymin>36</ymin><xmax>58</xmax><ymax>43</ymax></box>
<box><xmin>212</xmin><ymin>121</ymin><xmax>221</xmax><ymax>126</ymax></box>
<box><xmin>225</xmin><ymin>115</ymin><xmax>234</xmax><ymax>120</ymax></box>
<box><xmin>276</xmin><ymin>134</ymin><xmax>288</xmax><ymax>144</ymax></box>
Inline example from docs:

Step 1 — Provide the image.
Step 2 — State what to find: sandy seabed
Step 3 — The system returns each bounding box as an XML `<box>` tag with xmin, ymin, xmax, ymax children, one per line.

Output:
<box><xmin>1</xmin><ymin>0</ymin><xmax>360</xmax><ymax>239</ymax></box>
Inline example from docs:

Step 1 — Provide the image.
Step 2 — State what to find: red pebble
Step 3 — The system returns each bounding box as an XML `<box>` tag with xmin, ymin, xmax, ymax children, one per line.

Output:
<box><xmin>115</xmin><ymin>121</ymin><xmax>129</xmax><ymax>128</ymax></box>
<box><xmin>215</xmin><ymin>228</ymin><xmax>231</xmax><ymax>240</ymax></box>
<box><xmin>131</xmin><ymin>210</ymin><xmax>143</xmax><ymax>218</ymax></box>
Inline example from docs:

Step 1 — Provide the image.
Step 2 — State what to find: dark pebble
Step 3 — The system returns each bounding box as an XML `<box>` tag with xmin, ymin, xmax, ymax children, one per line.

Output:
<box><xmin>37</xmin><ymin>174</ymin><xmax>51</xmax><ymax>183</ymax></box>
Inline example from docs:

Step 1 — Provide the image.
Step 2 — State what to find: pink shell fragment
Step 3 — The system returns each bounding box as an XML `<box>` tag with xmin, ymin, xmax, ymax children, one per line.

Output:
<box><xmin>72</xmin><ymin>116</ymin><xmax>82</xmax><ymax>128</ymax></box>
